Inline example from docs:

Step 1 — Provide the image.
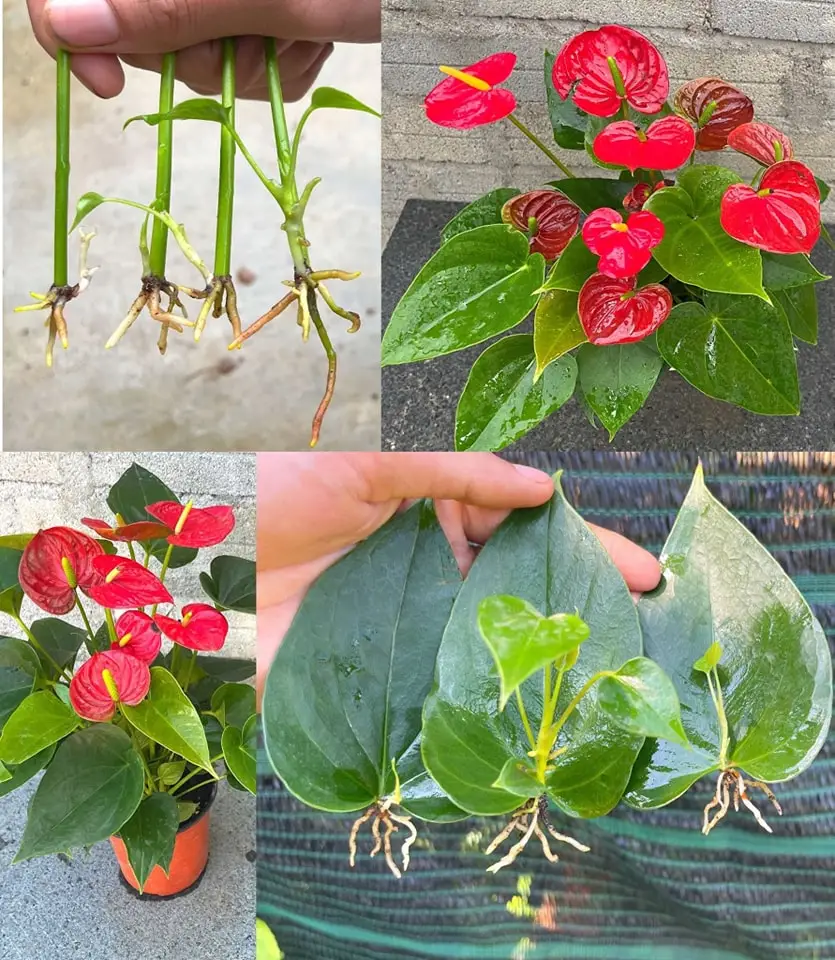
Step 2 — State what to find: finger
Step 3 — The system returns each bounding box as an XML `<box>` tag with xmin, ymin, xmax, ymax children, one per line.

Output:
<box><xmin>588</xmin><ymin>524</ymin><xmax>661</xmax><ymax>594</ymax></box>
<box><xmin>65</xmin><ymin>51</ymin><xmax>125</xmax><ymax>97</ymax></box>
<box><xmin>434</xmin><ymin>500</ymin><xmax>476</xmax><ymax>577</ymax></box>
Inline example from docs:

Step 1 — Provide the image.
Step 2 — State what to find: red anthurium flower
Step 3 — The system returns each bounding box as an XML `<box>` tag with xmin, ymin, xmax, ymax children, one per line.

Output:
<box><xmin>578</xmin><ymin>274</ymin><xmax>673</xmax><ymax>346</ymax></box>
<box><xmin>19</xmin><ymin>527</ymin><xmax>104</xmax><ymax>615</ymax></box>
<box><xmin>153</xmin><ymin>603</ymin><xmax>229</xmax><ymax>652</ymax></box>
<box><xmin>69</xmin><ymin>649</ymin><xmax>151</xmax><ymax>722</ymax></box>
<box><xmin>582</xmin><ymin>208</ymin><xmax>665</xmax><ymax>279</ymax></box>
<box><xmin>111</xmin><ymin>610</ymin><xmax>161</xmax><ymax>664</ymax></box>
<box><xmin>82</xmin><ymin>517</ymin><xmax>173</xmax><ymax>542</ymax></box>
<box><xmin>674</xmin><ymin>77</ymin><xmax>754</xmax><ymax>150</ymax></box>
<box><xmin>501</xmin><ymin>189</ymin><xmax>581</xmax><ymax>259</ymax></box>
<box><xmin>86</xmin><ymin>555</ymin><xmax>173</xmax><ymax>609</ymax></box>
<box><xmin>593</xmin><ymin>116</ymin><xmax>695</xmax><ymax>173</ymax></box>
<box><xmin>721</xmin><ymin>160</ymin><xmax>820</xmax><ymax>255</ymax></box>
<box><xmin>145</xmin><ymin>501</ymin><xmax>235</xmax><ymax>548</ymax></box>
<box><xmin>622</xmin><ymin>180</ymin><xmax>670</xmax><ymax>212</ymax></box>
<box><xmin>424</xmin><ymin>53</ymin><xmax>517</xmax><ymax>129</ymax></box>
<box><xmin>727</xmin><ymin>121</ymin><xmax>794</xmax><ymax>166</ymax></box>
<box><xmin>553</xmin><ymin>26</ymin><xmax>668</xmax><ymax>117</ymax></box>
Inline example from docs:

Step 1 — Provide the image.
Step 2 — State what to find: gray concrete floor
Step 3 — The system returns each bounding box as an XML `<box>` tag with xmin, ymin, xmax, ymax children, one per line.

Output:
<box><xmin>0</xmin><ymin>777</ymin><xmax>255</xmax><ymax>959</ymax></box>
<box><xmin>3</xmin><ymin>2</ymin><xmax>381</xmax><ymax>451</ymax></box>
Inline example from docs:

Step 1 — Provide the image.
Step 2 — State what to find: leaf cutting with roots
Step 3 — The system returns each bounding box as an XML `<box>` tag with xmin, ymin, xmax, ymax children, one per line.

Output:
<box><xmin>348</xmin><ymin>796</ymin><xmax>418</xmax><ymax>879</ymax></box>
<box><xmin>702</xmin><ymin>768</ymin><xmax>783</xmax><ymax>835</ymax></box>
<box><xmin>484</xmin><ymin>796</ymin><xmax>590</xmax><ymax>874</ymax></box>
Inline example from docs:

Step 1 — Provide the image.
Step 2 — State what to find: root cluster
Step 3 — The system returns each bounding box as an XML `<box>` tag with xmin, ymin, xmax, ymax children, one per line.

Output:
<box><xmin>183</xmin><ymin>275</ymin><xmax>242</xmax><ymax>343</ymax></box>
<box><xmin>485</xmin><ymin>796</ymin><xmax>590</xmax><ymax>874</ymax></box>
<box><xmin>107</xmin><ymin>274</ymin><xmax>192</xmax><ymax>354</ymax></box>
<box><xmin>348</xmin><ymin>797</ymin><xmax>417</xmax><ymax>879</ymax></box>
<box><xmin>703</xmin><ymin>769</ymin><xmax>782</xmax><ymax>835</ymax></box>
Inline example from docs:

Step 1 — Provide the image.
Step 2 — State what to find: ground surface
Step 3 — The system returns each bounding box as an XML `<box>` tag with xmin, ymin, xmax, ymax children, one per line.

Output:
<box><xmin>3</xmin><ymin>2</ymin><xmax>381</xmax><ymax>451</ymax></box>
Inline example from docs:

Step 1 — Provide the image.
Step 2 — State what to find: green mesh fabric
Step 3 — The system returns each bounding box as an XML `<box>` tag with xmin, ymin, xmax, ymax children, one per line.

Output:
<box><xmin>258</xmin><ymin>452</ymin><xmax>835</xmax><ymax>960</ymax></box>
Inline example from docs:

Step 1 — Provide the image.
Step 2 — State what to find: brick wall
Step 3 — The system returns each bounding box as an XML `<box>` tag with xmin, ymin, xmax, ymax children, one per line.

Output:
<box><xmin>0</xmin><ymin>453</ymin><xmax>255</xmax><ymax>658</ymax></box>
<box><xmin>382</xmin><ymin>0</ymin><xmax>835</xmax><ymax>237</ymax></box>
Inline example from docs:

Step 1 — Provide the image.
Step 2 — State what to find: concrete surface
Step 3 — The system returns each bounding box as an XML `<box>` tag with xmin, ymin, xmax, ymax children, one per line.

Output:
<box><xmin>381</xmin><ymin>200</ymin><xmax>835</xmax><ymax>451</ymax></box>
<box><xmin>3</xmin><ymin>1</ymin><xmax>381</xmax><ymax>451</ymax></box>
<box><xmin>381</xmin><ymin>1</ymin><xmax>835</xmax><ymax>238</ymax></box>
<box><xmin>0</xmin><ymin>776</ymin><xmax>255</xmax><ymax>960</ymax></box>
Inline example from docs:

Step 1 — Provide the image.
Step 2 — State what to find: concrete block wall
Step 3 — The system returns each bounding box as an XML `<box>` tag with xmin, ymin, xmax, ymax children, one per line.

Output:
<box><xmin>0</xmin><ymin>453</ymin><xmax>255</xmax><ymax>659</ymax></box>
<box><xmin>382</xmin><ymin>0</ymin><xmax>835</xmax><ymax>237</ymax></box>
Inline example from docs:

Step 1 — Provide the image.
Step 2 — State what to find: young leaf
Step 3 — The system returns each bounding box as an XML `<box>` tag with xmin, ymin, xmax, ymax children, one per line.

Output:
<box><xmin>309</xmin><ymin>86</ymin><xmax>380</xmax><ymax>117</ymax></box>
<box><xmin>534</xmin><ymin>289</ymin><xmax>587</xmax><ymax>376</ymax></box>
<box><xmin>119</xmin><ymin>791</ymin><xmax>180</xmax><ymax>893</ymax></box>
<box><xmin>199</xmin><ymin>556</ymin><xmax>255</xmax><ymax>614</ymax></box>
<box><xmin>477</xmin><ymin>595</ymin><xmax>589</xmax><ymax>708</ymax></box>
<box><xmin>493</xmin><ymin>757</ymin><xmax>544</xmax><ymax>797</ymax></box>
<box><xmin>0</xmin><ymin>690</ymin><xmax>80</xmax><ymax>765</ymax></box>
<box><xmin>0</xmin><ymin>637</ymin><xmax>40</xmax><ymax>731</ymax></box>
<box><xmin>693</xmin><ymin>641</ymin><xmax>723</xmax><ymax>674</ymax></box>
<box><xmin>597</xmin><ymin>657</ymin><xmax>688</xmax><ymax>746</ymax></box>
<box><xmin>157</xmin><ymin>759</ymin><xmax>186</xmax><ymax>786</ymax></box>
<box><xmin>124</xmin><ymin>97</ymin><xmax>232</xmax><ymax>129</ymax></box>
<box><xmin>440</xmin><ymin>188</ymin><xmax>521</xmax><ymax>244</ymax></box>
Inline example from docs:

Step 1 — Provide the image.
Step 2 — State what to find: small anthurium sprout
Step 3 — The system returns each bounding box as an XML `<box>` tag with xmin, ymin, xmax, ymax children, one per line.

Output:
<box><xmin>693</xmin><ymin>641</ymin><xmax>723</xmax><ymax>673</ymax></box>
<box><xmin>596</xmin><ymin>657</ymin><xmax>689</xmax><ymax>746</ymax></box>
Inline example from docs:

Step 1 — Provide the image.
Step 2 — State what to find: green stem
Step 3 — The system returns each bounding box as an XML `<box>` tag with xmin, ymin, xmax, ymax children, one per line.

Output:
<box><xmin>214</xmin><ymin>38</ymin><xmax>237</xmax><ymax>278</ymax></box>
<box><xmin>54</xmin><ymin>49</ymin><xmax>71</xmax><ymax>287</ymax></box>
<box><xmin>14</xmin><ymin>615</ymin><xmax>72</xmax><ymax>681</ymax></box>
<box><xmin>149</xmin><ymin>53</ymin><xmax>176</xmax><ymax>277</ymax></box>
<box><xmin>182</xmin><ymin>650</ymin><xmax>198</xmax><ymax>694</ymax></box>
<box><xmin>606</xmin><ymin>56</ymin><xmax>630</xmax><ymax>122</ymax></box>
<box><xmin>264</xmin><ymin>39</ymin><xmax>295</xmax><ymax>195</ymax></box>
<box><xmin>151</xmin><ymin>543</ymin><xmax>175</xmax><ymax>617</ymax></box>
<box><xmin>126</xmin><ymin>541</ymin><xmax>137</xmax><ymax>563</ymax></box>
<box><xmin>73</xmin><ymin>590</ymin><xmax>97</xmax><ymax>653</ymax></box>
<box><xmin>707</xmin><ymin>669</ymin><xmax>731</xmax><ymax>768</ymax></box>
<box><xmin>170</xmin><ymin>757</ymin><xmax>223</xmax><ymax>796</ymax></box>
<box><xmin>550</xmin><ymin>671</ymin><xmax>612</xmax><ymax>744</ymax></box>
<box><xmin>104</xmin><ymin>607</ymin><xmax>118</xmax><ymax>646</ymax></box>
<box><xmin>506</xmin><ymin>114</ymin><xmax>575</xmax><ymax>178</ymax></box>
<box><xmin>515</xmin><ymin>688</ymin><xmax>536</xmax><ymax>751</ymax></box>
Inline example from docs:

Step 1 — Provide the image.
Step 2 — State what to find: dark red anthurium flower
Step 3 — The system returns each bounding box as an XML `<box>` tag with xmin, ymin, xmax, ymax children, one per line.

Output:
<box><xmin>582</xmin><ymin>208</ymin><xmax>665</xmax><ymax>279</ymax></box>
<box><xmin>424</xmin><ymin>53</ymin><xmax>517</xmax><ymax>129</ymax></box>
<box><xmin>69</xmin><ymin>649</ymin><xmax>151</xmax><ymax>722</ymax></box>
<box><xmin>111</xmin><ymin>610</ymin><xmax>161</xmax><ymax>664</ymax></box>
<box><xmin>721</xmin><ymin>160</ymin><xmax>820</xmax><ymax>255</ymax></box>
<box><xmin>145</xmin><ymin>501</ymin><xmax>236</xmax><ymax>548</ymax></box>
<box><xmin>82</xmin><ymin>517</ymin><xmax>173</xmax><ymax>543</ymax></box>
<box><xmin>727</xmin><ymin>121</ymin><xmax>794</xmax><ymax>166</ymax></box>
<box><xmin>153</xmin><ymin>603</ymin><xmax>229</xmax><ymax>652</ymax></box>
<box><xmin>86</xmin><ymin>555</ymin><xmax>173</xmax><ymax>609</ymax></box>
<box><xmin>674</xmin><ymin>77</ymin><xmax>754</xmax><ymax>151</ymax></box>
<box><xmin>578</xmin><ymin>273</ymin><xmax>673</xmax><ymax>346</ymax></box>
<box><xmin>501</xmin><ymin>189</ymin><xmax>581</xmax><ymax>259</ymax></box>
<box><xmin>19</xmin><ymin>527</ymin><xmax>104</xmax><ymax>615</ymax></box>
<box><xmin>622</xmin><ymin>180</ymin><xmax>670</xmax><ymax>212</ymax></box>
<box><xmin>553</xmin><ymin>25</ymin><xmax>668</xmax><ymax>117</ymax></box>
<box><xmin>594</xmin><ymin>116</ymin><xmax>695</xmax><ymax>173</ymax></box>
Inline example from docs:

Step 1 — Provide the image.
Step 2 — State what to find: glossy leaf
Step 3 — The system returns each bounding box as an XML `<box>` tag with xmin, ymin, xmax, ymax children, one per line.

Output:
<box><xmin>440</xmin><ymin>189</ymin><xmax>521</xmax><ymax>244</ymax></box>
<box><xmin>395</xmin><ymin>734</ymin><xmax>468</xmax><ymax>822</ymax></box>
<box><xmin>309</xmin><ymin>86</ymin><xmax>380</xmax><ymax>117</ymax></box>
<box><xmin>597</xmin><ymin>657</ymin><xmax>688</xmax><ymax>746</ymax></box>
<box><xmin>542</xmin><ymin>233</ymin><xmax>598</xmax><ymax>292</ymax></box>
<box><xmin>657</xmin><ymin>293</ymin><xmax>800</xmax><ymax>415</ymax></box>
<box><xmin>199</xmin><ymin>555</ymin><xmax>256</xmax><ymax>614</ymax></box>
<box><xmin>577</xmin><ymin>342</ymin><xmax>664</xmax><ymax>440</ymax></box>
<box><xmin>122</xmin><ymin>667</ymin><xmax>214</xmax><ymax>775</ymax></box>
<box><xmin>30</xmin><ymin>617</ymin><xmax>88</xmax><ymax>679</ymax></box>
<box><xmin>544</xmin><ymin>49</ymin><xmax>588</xmax><ymax>149</ymax></box>
<box><xmin>422</xmin><ymin>476</ymin><xmax>644</xmax><ymax>817</ymax></box>
<box><xmin>14</xmin><ymin>726</ymin><xmax>144</xmax><ymax>861</ymax></box>
<box><xmin>222</xmin><ymin>721</ymin><xmax>256</xmax><ymax>795</ymax></box>
<box><xmin>772</xmin><ymin>284</ymin><xmax>818</xmax><ymax>345</ymax></box>
<box><xmin>761</xmin><ymin>252</ymin><xmax>829</xmax><ymax>290</ymax></box>
<box><xmin>454</xmin><ymin>335</ymin><xmax>577</xmax><ymax>452</ymax></box>
<box><xmin>125</xmin><ymin>97</ymin><xmax>231</xmax><ymax>129</ymax></box>
<box><xmin>494</xmin><ymin>756</ymin><xmax>543</xmax><ymax>797</ymax></box>
<box><xmin>211</xmin><ymin>682</ymin><xmax>255</xmax><ymax>730</ymax></box>
<box><xmin>263</xmin><ymin>502</ymin><xmax>462</xmax><ymax>815</ymax></box>
<box><xmin>0</xmin><ymin>637</ymin><xmax>40</xmax><ymax>731</ymax></box>
<box><xmin>693</xmin><ymin>641</ymin><xmax>723</xmax><ymax>674</ymax></box>
<box><xmin>0</xmin><ymin>745</ymin><xmax>55</xmax><ymax>799</ymax></box>
<box><xmin>0</xmin><ymin>690</ymin><xmax>81</xmax><ymax>764</ymax></box>
<box><xmin>0</xmin><ymin>547</ymin><xmax>24</xmax><ymax>618</ymax></box>
<box><xmin>626</xmin><ymin>466</ymin><xmax>832</xmax><ymax>809</ymax></box>
<box><xmin>119</xmin><ymin>791</ymin><xmax>180</xmax><ymax>893</ymax></box>
<box><xmin>548</xmin><ymin>177</ymin><xmax>633</xmax><ymax>214</ymax></box>
<box><xmin>383</xmin><ymin>225</ymin><xmax>545</xmax><ymax>364</ymax></box>
<box><xmin>157</xmin><ymin>759</ymin><xmax>186</xmax><ymax>786</ymax></box>
<box><xmin>534</xmin><ymin>289</ymin><xmax>587</xmax><ymax>377</ymax></box>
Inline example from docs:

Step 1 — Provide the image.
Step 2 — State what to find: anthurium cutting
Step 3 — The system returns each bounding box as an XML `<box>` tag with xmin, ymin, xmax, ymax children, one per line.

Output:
<box><xmin>0</xmin><ymin>463</ymin><xmax>256</xmax><ymax>894</ymax></box>
<box><xmin>382</xmin><ymin>24</ymin><xmax>833</xmax><ymax>447</ymax></box>
<box><xmin>262</xmin><ymin>468</ymin><xmax>832</xmax><ymax>877</ymax></box>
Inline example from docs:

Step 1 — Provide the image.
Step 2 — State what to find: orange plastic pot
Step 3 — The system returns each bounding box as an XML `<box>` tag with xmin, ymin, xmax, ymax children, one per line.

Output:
<box><xmin>110</xmin><ymin>782</ymin><xmax>217</xmax><ymax>897</ymax></box>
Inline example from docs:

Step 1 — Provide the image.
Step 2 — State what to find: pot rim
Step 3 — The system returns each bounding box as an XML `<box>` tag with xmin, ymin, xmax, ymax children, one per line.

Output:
<box><xmin>178</xmin><ymin>778</ymin><xmax>219</xmax><ymax>833</ymax></box>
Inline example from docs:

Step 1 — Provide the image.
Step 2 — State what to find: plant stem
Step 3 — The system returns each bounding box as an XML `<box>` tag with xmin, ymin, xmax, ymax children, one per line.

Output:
<box><xmin>104</xmin><ymin>607</ymin><xmax>118</xmax><ymax>646</ymax></box>
<box><xmin>707</xmin><ymin>669</ymin><xmax>730</xmax><ymax>768</ymax></box>
<box><xmin>73</xmin><ymin>591</ymin><xmax>97</xmax><ymax>652</ymax></box>
<box><xmin>54</xmin><ymin>49</ymin><xmax>71</xmax><ymax>287</ymax></box>
<box><xmin>149</xmin><ymin>53</ymin><xmax>176</xmax><ymax>277</ymax></box>
<box><xmin>14</xmin><ymin>614</ymin><xmax>72</xmax><ymax>681</ymax></box>
<box><xmin>182</xmin><ymin>650</ymin><xmax>197</xmax><ymax>694</ymax></box>
<box><xmin>151</xmin><ymin>543</ymin><xmax>174</xmax><ymax>616</ymax></box>
<box><xmin>214</xmin><ymin>38</ymin><xmax>237</xmax><ymax>278</ymax></box>
<box><xmin>264</xmin><ymin>39</ymin><xmax>295</xmax><ymax>195</ymax></box>
<box><xmin>550</xmin><ymin>671</ymin><xmax>612</xmax><ymax>744</ymax></box>
<box><xmin>515</xmin><ymin>688</ymin><xmax>536</xmax><ymax>751</ymax></box>
<box><xmin>170</xmin><ymin>757</ymin><xmax>223</xmax><ymax>796</ymax></box>
<box><xmin>506</xmin><ymin>114</ymin><xmax>575</xmax><ymax>178</ymax></box>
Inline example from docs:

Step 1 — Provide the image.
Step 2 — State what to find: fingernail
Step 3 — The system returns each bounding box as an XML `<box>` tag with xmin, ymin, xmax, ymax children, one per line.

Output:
<box><xmin>47</xmin><ymin>0</ymin><xmax>120</xmax><ymax>47</ymax></box>
<box><xmin>512</xmin><ymin>464</ymin><xmax>552</xmax><ymax>484</ymax></box>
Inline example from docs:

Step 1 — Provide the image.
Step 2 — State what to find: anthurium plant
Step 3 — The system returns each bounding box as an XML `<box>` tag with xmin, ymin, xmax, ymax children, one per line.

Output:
<box><xmin>0</xmin><ymin>463</ymin><xmax>256</xmax><ymax>893</ymax></box>
<box><xmin>263</xmin><ymin>467</ymin><xmax>832</xmax><ymax>877</ymax></box>
<box><xmin>382</xmin><ymin>26</ymin><xmax>833</xmax><ymax>448</ymax></box>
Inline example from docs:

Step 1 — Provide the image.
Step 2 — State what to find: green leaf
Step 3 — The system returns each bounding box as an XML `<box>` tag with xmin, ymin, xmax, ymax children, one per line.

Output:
<box><xmin>422</xmin><ymin>475</ymin><xmax>644</xmax><ymax>817</ymax></box>
<box><xmin>626</xmin><ymin>465</ymin><xmax>832</xmax><ymax>809</ymax></box>
<box><xmin>30</xmin><ymin>618</ymin><xmax>88</xmax><ymax>679</ymax></box>
<box><xmin>382</xmin><ymin>225</ymin><xmax>545</xmax><ymax>364</ymax></box>
<box><xmin>597</xmin><ymin>657</ymin><xmax>688</xmax><ymax>746</ymax></box>
<box><xmin>107</xmin><ymin>463</ymin><xmax>196</xmax><ymax>569</ymax></box>
<box><xmin>194</xmin><ymin>656</ymin><xmax>256</xmax><ymax>683</ymax></box>
<box><xmin>771</xmin><ymin>284</ymin><xmax>818</xmax><ymax>345</ymax></box>
<box><xmin>122</xmin><ymin>667</ymin><xmax>214</xmax><ymax>775</ymax></box>
<box><xmin>477</xmin><ymin>595</ymin><xmax>589</xmax><ymax>708</ymax></box>
<box><xmin>534</xmin><ymin>289</ymin><xmax>586</xmax><ymax>376</ymax></box>
<box><xmin>493</xmin><ymin>757</ymin><xmax>544</xmax><ymax>797</ymax></box>
<box><xmin>440</xmin><ymin>189</ymin><xmax>521</xmax><ymax>244</ymax></box>
<box><xmin>14</xmin><ymin>726</ymin><xmax>144</xmax><ymax>861</ymax></box>
<box><xmin>199</xmin><ymin>556</ymin><xmax>255</xmax><ymax>614</ymax></box>
<box><xmin>70</xmin><ymin>192</ymin><xmax>107</xmax><ymax>233</ymax></box>
<box><xmin>455</xmin><ymin>335</ymin><xmax>577</xmax><ymax>451</ymax></box>
<box><xmin>544</xmin><ymin>50</ymin><xmax>588</xmax><ymax>149</ymax></box>
<box><xmin>541</xmin><ymin>234</ymin><xmax>597</xmax><ymax>292</ymax></box>
<box><xmin>211</xmin><ymin>682</ymin><xmax>255</xmax><ymax>730</ymax></box>
<box><xmin>0</xmin><ymin>637</ymin><xmax>40</xmax><ymax>731</ymax></box>
<box><xmin>263</xmin><ymin>501</ymin><xmax>462</xmax><ymax>814</ymax></box>
<box><xmin>644</xmin><ymin>166</ymin><xmax>767</xmax><ymax>300</ymax></box>
<box><xmin>395</xmin><ymin>734</ymin><xmax>468</xmax><ymax>822</ymax></box>
<box><xmin>657</xmin><ymin>293</ymin><xmax>800</xmax><ymax>415</ymax></box>
<box><xmin>816</xmin><ymin>177</ymin><xmax>831</xmax><ymax>202</ymax></box>
<box><xmin>0</xmin><ymin>535</ymin><xmax>35</xmax><ymax>550</ymax></box>
<box><xmin>0</xmin><ymin>691</ymin><xmax>81</xmax><ymax>764</ymax></box>
<box><xmin>0</xmin><ymin>745</ymin><xmax>55</xmax><ymax>799</ymax></box>
<box><xmin>0</xmin><ymin>547</ymin><xmax>23</xmax><ymax>618</ymax></box>
<box><xmin>548</xmin><ymin>177</ymin><xmax>632</xmax><ymax>214</ymax></box>
<box><xmin>693</xmin><ymin>641</ymin><xmax>723</xmax><ymax>674</ymax></box>
<box><xmin>157</xmin><ymin>759</ymin><xmax>186</xmax><ymax>786</ymax></box>
<box><xmin>576</xmin><ymin>341</ymin><xmax>664</xmax><ymax>440</ymax></box>
<box><xmin>118</xmin><ymin>791</ymin><xmax>180</xmax><ymax>893</ymax></box>
<box><xmin>125</xmin><ymin>97</ymin><xmax>231</xmax><ymax>130</ymax></box>
<box><xmin>221</xmin><ymin>721</ymin><xmax>256</xmax><ymax>795</ymax></box>
<box><xmin>0</xmin><ymin>759</ymin><xmax>10</xmax><ymax>783</ymax></box>
<box><xmin>761</xmin><ymin>252</ymin><xmax>829</xmax><ymax>289</ymax></box>
<box><xmin>309</xmin><ymin>86</ymin><xmax>380</xmax><ymax>117</ymax></box>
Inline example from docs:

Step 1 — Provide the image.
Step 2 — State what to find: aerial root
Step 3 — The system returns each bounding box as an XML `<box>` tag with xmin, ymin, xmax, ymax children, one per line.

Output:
<box><xmin>227</xmin><ymin>289</ymin><xmax>297</xmax><ymax>350</ymax></box>
<box><xmin>347</xmin><ymin>797</ymin><xmax>417</xmax><ymax>879</ymax></box>
<box><xmin>184</xmin><ymin>276</ymin><xmax>242</xmax><ymax>343</ymax></box>
<box><xmin>485</xmin><ymin>796</ymin><xmax>590</xmax><ymax>874</ymax></box>
<box><xmin>703</xmin><ymin>769</ymin><xmax>782</xmax><ymax>835</ymax></box>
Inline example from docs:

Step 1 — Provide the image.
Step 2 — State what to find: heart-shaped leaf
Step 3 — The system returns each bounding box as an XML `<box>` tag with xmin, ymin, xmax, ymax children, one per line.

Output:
<box><xmin>657</xmin><ymin>293</ymin><xmax>800</xmax><ymax>415</ymax></box>
<box><xmin>211</xmin><ymin>682</ymin><xmax>255</xmax><ymax>730</ymax></box>
<box><xmin>0</xmin><ymin>637</ymin><xmax>40</xmax><ymax>731</ymax></box>
<box><xmin>222</xmin><ymin>719</ymin><xmax>257</xmax><ymax>795</ymax></box>
<box><xmin>455</xmin><ymin>335</ymin><xmax>577</xmax><ymax>452</ymax></box>
<box><xmin>440</xmin><ymin>188</ymin><xmax>521</xmax><ymax>244</ymax></box>
<box><xmin>199</xmin><ymin>556</ymin><xmax>256</xmax><ymax>614</ymax></box>
<box><xmin>544</xmin><ymin>50</ymin><xmax>588</xmax><ymax>150</ymax></box>
<box><xmin>421</xmin><ymin>476</ymin><xmax>644</xmax><ymax>817</ymax></box>
<box><xmin>125</xmin><ymin>97</ymin><xmax>231</xmax><ymax>130</ymax></box>
<box><xmin>626</xmin><ymin>465</ymin><xmax>832</xmax><ymax>809</ymax></box>
<box><xmin>382</xmin><ymin>225</ymin><xmax>545</xmax><ymax>364</ymax></box>
<box><xmin>118</xmin><ymin>791</ymin><xmax>180</xmax><ymax>893</ymax></box>
<box><xmin>0</xmin><ymin>690</ymin><xmax>80</xmax><ymax>764</ymax></box>
<box><xmin>263</xmin><ymin>502</ymin><xmax>462</xmax><ymax>816</ymax></box>
<box><xmin>761</xmin><ymin>252</ymin><xmax>829</xmax><ymax>289</ymax></box>
<box><xmin>597</xmin><ymin>657</ymin><xmax>688</xmax><ymax>746</ymax></box>
<box><xmin>309</xmin><ymin>86</ymin><xmax>380</xmax><ymax>117</ymax></box>
<box><xmin>693</xmin><ymin>641</ymin><xmax>723</xmax><ymax>674</ymax></box>
<box><xmin>533</xmin><ymin>289</ymin><xmax>587</xmax><ymax>376</ymax></box>
<box><xmin>771</xmin><ymin>284</ymin><xmax>818</xmax><ymax>345</ymax></box>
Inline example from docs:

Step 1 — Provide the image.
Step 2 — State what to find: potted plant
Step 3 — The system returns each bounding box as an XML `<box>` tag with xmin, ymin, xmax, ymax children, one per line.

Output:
<box><xmin>382</xmin><ymin>25</ymin><xmax>832</xmax><ymax>449</ymax></box>
<box><xmin>0</xmin><ymin>463</ymin><xmax>256</xmax><ymax>896</ymax></box>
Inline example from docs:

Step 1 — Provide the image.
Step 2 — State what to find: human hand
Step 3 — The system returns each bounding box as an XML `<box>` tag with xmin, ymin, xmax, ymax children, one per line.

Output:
<box><xmin>27</xmin><ymin>0</ymin><xmax>381</xmax><ymax>100</ymax></box>
<box><xmin>256</xmin><ymin>453</ymin><xmax>661</xmax><ymax>700</ymax></box>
